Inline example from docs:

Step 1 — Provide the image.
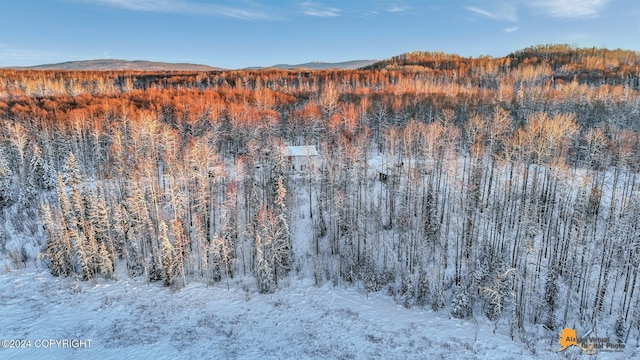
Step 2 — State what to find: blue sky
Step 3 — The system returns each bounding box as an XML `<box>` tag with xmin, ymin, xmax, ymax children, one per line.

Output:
<box><xmin>1</xmin><ymin>0</ymin><xmax>638</xmax><ymax>68</ymax></box>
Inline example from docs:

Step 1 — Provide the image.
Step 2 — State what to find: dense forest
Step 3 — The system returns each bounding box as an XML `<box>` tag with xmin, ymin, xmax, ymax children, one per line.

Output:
<box><xmin>1</xmin><ymin>44</ymin><xmax>639</xmax><ymax>346</ymax></box>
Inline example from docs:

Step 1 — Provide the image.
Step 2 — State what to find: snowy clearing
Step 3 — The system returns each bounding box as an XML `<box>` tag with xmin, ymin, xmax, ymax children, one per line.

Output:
<box><xmin>0</xmin><ymin>268</ymin><xmax>577</xmax><ymax>360</ymax></box>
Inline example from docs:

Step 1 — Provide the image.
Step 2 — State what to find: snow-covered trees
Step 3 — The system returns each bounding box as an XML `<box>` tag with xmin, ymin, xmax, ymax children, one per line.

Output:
<box><xmin>43</xmin><ymin>160</ymin><xmax>117</xmax><ymax>281</ymax></box>
<box><xmin>0</xmin><ymin>151</ymin><xmax>13</xmax><ymax>209</ymax></box>
<box><xmin>27</xmin><ymin>144</ymin><xmax>55</xmax><ymax>190</ymax></box>
<box><xmin>254</xmin><ymin>204</ymin><xmax>290</xmax><ymax>293</ymax></box>
<box><xmin>451</xmin><ymin>287</ymin><xmax>473</xmax><ymax>319</ymax></box>
<box><xmin>0</xmin><ymin>55</ymin><xmax>638</xmax><ymax>347</ymax></box>
<box><xmin>41</xmin><ymin>203</ymin><xmax>70</xmax><ymax>276</ymax></box>
<box><xmin>159</xmin><ymin>221</ymin><xmax>175</xmax><ymax>286</ymax></box>
<box><xmin>273</xmin><ymin>175</ymin><xmax>292</xmax><ymax>279</ymax></box>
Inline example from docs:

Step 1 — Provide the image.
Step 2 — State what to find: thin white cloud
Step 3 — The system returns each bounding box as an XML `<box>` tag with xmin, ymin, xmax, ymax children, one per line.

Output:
<box><xmin>466</xmin><ymin>6</ymin><xmax>493</xmax><ymax>18</ymax></box>
<box><xmin>358</xmin><ymin>10</ymin><xmax>378</xmax><ymax>18</ymax></box>
<box><xmin>86</xmin><ymin>0</ymin><xmax>274</xmax><ymax>20</ymax></box>
<box><xmin>504</xmin><ymin>26</ymin><xmax>519</xmax><ymax>33</ymax></box>
<box><xmin>387</xmin><ymin>6</ymin><xmax>406</xmax><ymax>13</ymax></box>
<box><xmin>300</xmin><ymin>2</ymin><xmax>340</xmax><ymax>17</ymax></box>
<box><xmin>527</xmin><ymin>0</ymin><xmax>610</xmax><ymax>19</ymax></box>
<box><xmin>466</xmin><ymin>3</ymin><xmax>518</xmax><ymax>22</ymax></box>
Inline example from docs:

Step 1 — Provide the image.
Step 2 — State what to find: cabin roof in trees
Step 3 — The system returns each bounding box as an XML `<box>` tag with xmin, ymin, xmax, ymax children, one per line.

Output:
<box><xmin>283</xmin><ymin>145</ymin><xmax>318</xmax><ymax>157</ymax></box>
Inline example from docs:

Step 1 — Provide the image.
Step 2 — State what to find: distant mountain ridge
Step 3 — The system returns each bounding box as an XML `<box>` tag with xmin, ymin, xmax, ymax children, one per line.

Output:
<box><xmin>14</xmin><ymin>59</ymin><xmax>225</xmax><ymax>71</ymax></box>
<box><xmin>9</xmin><ymin>59</ymin><xmax>379</xmax><ymax>71</ymax></box>
<box><xmin>246</xmin><ymin>60</ymin><xmax>378</xmax><ymax>70</ymax></box>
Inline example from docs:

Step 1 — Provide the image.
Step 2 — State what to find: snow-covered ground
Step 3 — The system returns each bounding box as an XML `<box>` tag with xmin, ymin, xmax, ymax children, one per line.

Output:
<box><xmin>0</xmin><ymin>268</ymin><xmax>565</xmax><ymax>360</ymax></box>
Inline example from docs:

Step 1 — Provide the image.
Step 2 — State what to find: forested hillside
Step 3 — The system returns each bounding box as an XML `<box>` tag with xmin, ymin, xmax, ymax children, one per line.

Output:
<box><xmin>1</xmin><ymin>45</ymin><xmax>639</xmax><ymax>347</ymax></box>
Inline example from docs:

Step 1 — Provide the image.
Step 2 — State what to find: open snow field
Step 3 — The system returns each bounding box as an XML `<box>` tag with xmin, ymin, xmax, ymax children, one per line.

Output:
<box><xmin>2</xmin><ymin>268</ymin><xmax>632</xmax><ymax>360</ymax></box>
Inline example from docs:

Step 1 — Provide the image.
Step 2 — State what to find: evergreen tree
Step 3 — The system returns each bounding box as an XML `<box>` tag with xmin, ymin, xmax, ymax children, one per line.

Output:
<box><xmin>26</xmin><ymin>143</ymin><xmax>56</xmax><ymax>191</ymax></box>
<box><xmin>256</xmin><ymin>232</ymin><xmax>276</xmax><ymax>294</ymax></box>
<box><xmin>56</xmin><ymin>174</ymin><xmax>74</xmax><ymax>232</ymax></box>
<box><xmin>400</xmin><ymin>275</ymin><xmax>415</xmax><ymax>308</ymax></box>
<box><xmin>125</xmin><ymin>184</ymin><xmax>157</xmax><ymax>279</ymax></box>
<box><xmin>273</xmin><ymin>175</ymin><xmax>292</xmax><ymax>280</ymax></box>
<box><xmin>0</xmin><ymin>151</ymin><xmax>13</xmax><ymax>209</ymax></box>
<box><xmin>415</xmin><ymin>270</ymin><xmax>430</xmax><ymax>308</ymax></box>
<box><xmin>42</xmin><ymin>161</ymin><xmax>58</xmax><ymax>191</ymax></box>
<box><xmin>85</xmin><ymin>190</ymin><xmax>112</xmax><ymax>253</ymax></box>
<box><xmin>69</xmin><ymin>184</ymin><xmax>86</xmax><ymax>235</ymax></box>
<box><xmin>41</xmin><ymin>203</ymin><xmax>71</xmax><ymax>276</ymax></box>
<box><xmin>97</xmin><ymin>242</ymin><xmax>114</xmax><ymax>279</ymax></box>
<box><xmin>111</xmin><ymin>203</ymin><xmax>128</xmax><ymax>260</ymax></box>
<box><xmin>544</xmin><ymin>266</ymin><xmax>558</xmax><ymax>330</ymax></box>
<box><xmin>63</xmin><ymin>152</ymin><xmax>81</xmax><ymax>189</ymax></box>
<box><xmin>126</xmin><ymin>236</ymin><xmax>145</xmax><ymax>277</ymax></box>
<box><xmin>85</xmin><ymin>230</ymin><xmax>100</xmax><ymax>276</ymax></box>
<box><xmin>72</xmin><ymin>232</ymin><xmax>92</xmax><ymax>280</ymax></box>
<box><xmin>159</xmin><ymin>221</ymin><xmax>175</xmax><ymax>286</ymax></box>
<box><xmin>28</xmin><ymin>144</ymin><xmax>45</xmax><ymax>189</ymax></box>
<box><xmin>208</xmin><ymin>233</ymin><xmax>223</xmax><ymax>283</ymax></box>
<box><xmin>451</xmin><ymin>287</ymin><xmax>473</xmax><ymax>319</ymax></box>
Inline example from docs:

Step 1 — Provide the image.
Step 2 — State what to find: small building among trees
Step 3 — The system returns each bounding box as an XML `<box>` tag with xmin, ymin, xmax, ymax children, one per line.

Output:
<box><xmin>283</xmin><ymin>145</ymin><xmax>318</xmax><ymax>173</ymax></box>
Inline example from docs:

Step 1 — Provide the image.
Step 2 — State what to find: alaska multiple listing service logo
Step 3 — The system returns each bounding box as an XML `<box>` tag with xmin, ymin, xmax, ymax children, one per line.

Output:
<box><xmin>557</xmin><ymin>328</ymin><xmax>625</xmax><ymax>354</ymax></box>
